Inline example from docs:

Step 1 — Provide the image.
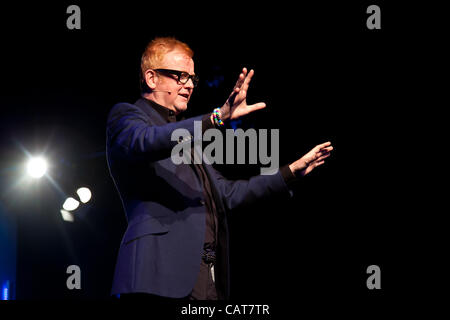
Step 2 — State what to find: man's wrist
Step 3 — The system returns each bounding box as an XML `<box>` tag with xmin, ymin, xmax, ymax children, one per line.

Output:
<box><xmin>203</xmin><ymin>113</ymin><xmax>216</xmax><ymax>131</ymax></box>
<box><xmin>288</xmin><ymin>163</ymin><xmax>297</xmax><ymax>175</ymax></box>
<box><xmin>280</xmin><ymin>165</ymin><xmax>297</xmax><ymax>186</ymax></box>
<box><xmin>219</xmin><ymin>104</ymin><xmax>230</xmax><ymax>121</ymax></box>
<box><xmin>289</xmin><ymin>159</ymin><xmax>308</xmax><ymax>176</ymax></box>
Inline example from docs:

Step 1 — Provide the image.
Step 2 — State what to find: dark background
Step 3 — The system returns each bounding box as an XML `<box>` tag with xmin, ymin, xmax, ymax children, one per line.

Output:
<box><xmin>0</xmin><ymin>0</ymin><xmax>445</xmax><ymax>314</ymax></box>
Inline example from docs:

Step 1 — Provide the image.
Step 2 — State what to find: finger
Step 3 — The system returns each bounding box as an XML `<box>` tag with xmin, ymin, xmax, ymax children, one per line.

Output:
<box><xmin>237</xmin><ymin>68</ymin><xmax>248</xmax><ymax>84</ymax></box>
<box><xmin>245</xmin><ymin>102</ymin><xmax>266</xmax><ymax>114</ymax></box>
<box><xmin>317</xmin><ymin>149</ymin><xmax>332</xmax><ymax>158</ymax></box>
<box><xmin>319</xmin><ymin>146</ymin><xmax>333</xmax><ymax>152</ymax></box>
<box><xmin>314</xmin><ymin>160</ymin><xmax>325</xmax><ymax>167</ymax></box>
<box><xmin>241</xmin><ymin>69</ymin><xmax>255</xmax><ymax>91</ymax></box>
<box><xmin>238</xmin><ymin>69</ymin><xmax>254</xmax><ymax>96</ymax></box>
<box><xmin>311</xmin><ymin>149</ymin><xmax>330</xmax><ymax>162</ymax></box>
<box><xmin>233</xmin><ymin>70</ymin><xmax>246</xmax><ymax>91</ymax></box>
<box><xmin>316</xmin><ymin>153</ymin><xmax>330</xmax><ymax>162</ymax></box>
<box><xmin>317</xmin><ymin>141</ymin><xmax>332</xmax><ymax>149</ymax></box>
<box><xmin>315</xmin><ymin>144</ymin><xmax>333</xmax><ymax>154</ymax></box>
<box><xmin>247</xmin><ymin>102</ymin><xmax>266</xmax><ymax>111</ymax></box>
<box><xmin>234</xmin><ymin>73</ymin><xmax>245</xmax><ymax>90</ymax></box>
<box><xmin>231</xmin><ymin>102</ymin><xmax>266</xmax><ymax>120</ymax></box>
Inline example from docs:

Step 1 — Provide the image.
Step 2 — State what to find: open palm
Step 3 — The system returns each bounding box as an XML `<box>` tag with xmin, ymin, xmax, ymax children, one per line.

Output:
<box><xmin>221</xmin><ymin>68</ymin><xmax>266</xmax><ymax>120</ymax></box>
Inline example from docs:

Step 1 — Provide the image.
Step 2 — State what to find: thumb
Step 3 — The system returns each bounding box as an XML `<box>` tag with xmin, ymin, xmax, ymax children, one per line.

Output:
<box><xmin>246</xmin><ymin>102</ymin><xmax>266</xmax><ymax>113</ymax></box>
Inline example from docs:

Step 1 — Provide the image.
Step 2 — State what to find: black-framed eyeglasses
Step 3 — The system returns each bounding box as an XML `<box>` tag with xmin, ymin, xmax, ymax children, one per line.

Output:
<box><xmin>154</xmin><ymin>69</ymin><xmax>199</xmax><ymax>87</ymax></box>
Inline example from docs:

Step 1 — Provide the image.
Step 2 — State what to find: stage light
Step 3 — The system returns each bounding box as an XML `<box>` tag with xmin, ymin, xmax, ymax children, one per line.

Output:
<box><xmin>60</xmin><ymin>209</ymin><xmax>74</xmax><ymax>222</ymax></box>
<box><xmin>26</xmin><ymin>157</ymin><xmax>48</xmax><ymax>178</ymax></box>
<box><xmin>76</xmin><ymin>187</ymin><xmax>92</xmax><ymax>203</ymax></box>
<box><xmin>2</xmin><ymin>287</ymin><xmax>7</xmax><ymax>300</ymax></box>
<box><xmin>63</xmin><ymin>197</ymin><xmax>79</xmax><ymax>211</ymax></box>
<box><xmin>1</xmin><ymin>281</ymin><xmax>9</xmax><ymax>300</ymax></box>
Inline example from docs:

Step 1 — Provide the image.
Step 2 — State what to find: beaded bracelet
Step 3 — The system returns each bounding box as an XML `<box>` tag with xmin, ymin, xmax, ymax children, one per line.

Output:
<box><xmin>212</xmin><ymin>108</ymin><xmax>224</xmax><ymax>127</ymax></box>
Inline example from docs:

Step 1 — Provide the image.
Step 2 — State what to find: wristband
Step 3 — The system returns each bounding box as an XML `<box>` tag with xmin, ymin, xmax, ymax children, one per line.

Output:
<box><xmin>212</xmin><ymin>108</ymin><xmax>224</xmax><ymax>127</ymax></box>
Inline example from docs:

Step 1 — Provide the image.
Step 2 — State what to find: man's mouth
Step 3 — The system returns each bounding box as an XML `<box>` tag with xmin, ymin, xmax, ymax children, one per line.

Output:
<box><xmin>179</xmin><ymin>93</ymin><xmax>189</xmax><ymax>99</ymax></box>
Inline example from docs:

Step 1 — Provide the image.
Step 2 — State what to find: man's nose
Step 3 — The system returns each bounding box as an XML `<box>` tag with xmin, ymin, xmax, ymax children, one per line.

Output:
<box><xmin>185</xmin><ymin>78</ymin><xmax>195</xmax><ymax>89</ymax></box>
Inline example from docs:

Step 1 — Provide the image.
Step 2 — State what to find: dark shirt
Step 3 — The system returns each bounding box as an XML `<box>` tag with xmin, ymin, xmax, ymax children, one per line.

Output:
<box><xmin>143</xmin><ymin>99</ymin><xmax>219</xmax><ymax>247</ymax></box>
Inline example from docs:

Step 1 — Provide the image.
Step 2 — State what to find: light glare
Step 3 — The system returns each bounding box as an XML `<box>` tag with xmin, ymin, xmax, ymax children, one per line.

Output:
<box><xmin>60</xmin><ymin>210</ymin><xmax>74</xmax><ymax>222</ymax></box>
<box><xmin>27</xmin><ymin>157</ymin><xmax>48</xmax><ymax>178</ymax></box>
<box><xmin>76</xmin><ymin>187</ymin><xmax>92</xmax><ymax>203</ymax></box>
<box><xmin>63</xmin><ymin>197</ymin><xmax>80</xmax><ymax>211</ymax></box>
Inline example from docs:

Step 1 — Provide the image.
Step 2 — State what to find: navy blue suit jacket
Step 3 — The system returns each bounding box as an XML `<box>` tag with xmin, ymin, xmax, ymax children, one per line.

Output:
<box><xmin>107</xmin><ymin>98</ymin><xmax>290</xmax><ymax>298</ymax></box>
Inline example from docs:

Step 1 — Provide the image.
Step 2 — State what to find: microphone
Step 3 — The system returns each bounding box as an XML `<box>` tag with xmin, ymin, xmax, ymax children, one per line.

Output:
<box><xmin>152</xmin><ymin>90</ymin><xmax>172</xmax><ymax>94</ymax></box>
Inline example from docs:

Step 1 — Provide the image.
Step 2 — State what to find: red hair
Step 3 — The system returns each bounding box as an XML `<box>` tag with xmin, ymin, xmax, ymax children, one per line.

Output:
<box><xmin>140</xmin><ymin>37</ymin><xmax>194</xmax><ymax>92</ymax></box>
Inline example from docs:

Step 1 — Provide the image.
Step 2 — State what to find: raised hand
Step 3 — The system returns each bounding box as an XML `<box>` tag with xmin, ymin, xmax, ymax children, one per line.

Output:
<box><xmin>219</xmin><ymin>68</ymin><xmax>266</xmax><ymax>120</ymax></box>
<box><xmin>289</xmin><ymin>142</ymin><xmax>334</xmax><ymax>177</ymax></box>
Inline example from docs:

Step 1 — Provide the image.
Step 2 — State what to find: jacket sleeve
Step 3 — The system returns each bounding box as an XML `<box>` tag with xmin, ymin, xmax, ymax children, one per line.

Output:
<box><xmin>106</xmin><ymin>102</ymin><xmax>213</xmax><ymax>163</ymax></box>
<box><xmin>207</xmin><ymin>166</ymin><xmax>291</xmax><ymax>212</ymax></box>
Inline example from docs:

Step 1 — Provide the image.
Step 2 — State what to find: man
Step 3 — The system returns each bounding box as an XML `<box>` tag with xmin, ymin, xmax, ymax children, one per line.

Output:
<box><xmin>107</xmin><ymin>37</ymin><xmax>333</xmax><ymax>300</ymax></box>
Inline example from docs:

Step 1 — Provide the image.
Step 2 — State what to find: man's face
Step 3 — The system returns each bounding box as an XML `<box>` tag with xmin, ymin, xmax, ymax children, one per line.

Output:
<box><xmin>153</xmin><ymin>50</ymin><xmax>195</xmax><ymax>114</ymax></box>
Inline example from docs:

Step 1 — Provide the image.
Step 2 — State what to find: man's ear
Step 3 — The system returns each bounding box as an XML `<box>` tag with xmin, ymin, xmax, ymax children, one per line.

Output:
<box><xmin>145</xmin><ymin>69</ymin><xmax>157</xmax><ymax>90</ymax></box>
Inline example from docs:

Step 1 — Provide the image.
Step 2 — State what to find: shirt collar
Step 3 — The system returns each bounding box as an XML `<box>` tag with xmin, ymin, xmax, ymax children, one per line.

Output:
<box><xmin>142</xmin><ymin>98</ymin><xmax>178</xmax><ymax>123</ymax></box>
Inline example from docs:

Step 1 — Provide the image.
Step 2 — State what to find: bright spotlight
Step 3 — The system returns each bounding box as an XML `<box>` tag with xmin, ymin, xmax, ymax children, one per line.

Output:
<box><xmin>76</xmin><ymin>187</ymin><xmax>92</xmax><ymax>203</ymax></box>
<box><xmin>63</xmin><ymin>197</ymin><xmax>80</xmax><ymax>211</ymax></box>
<box><xmin>27</xmin><ymin>157</ymin><xmax>48</xmax><ymax>178</ymax></box>
<box><xmin>60</xmin><ymin>210</ymin><xmax>74</xmax><ymax>222</ymax></box>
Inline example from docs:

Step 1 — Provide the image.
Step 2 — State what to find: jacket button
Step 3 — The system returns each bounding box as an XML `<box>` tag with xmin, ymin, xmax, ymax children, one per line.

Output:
<box><xmin>199</xmin><ymin>199</ymin><xmax>205</xmax><ymax>205</ymax></box>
